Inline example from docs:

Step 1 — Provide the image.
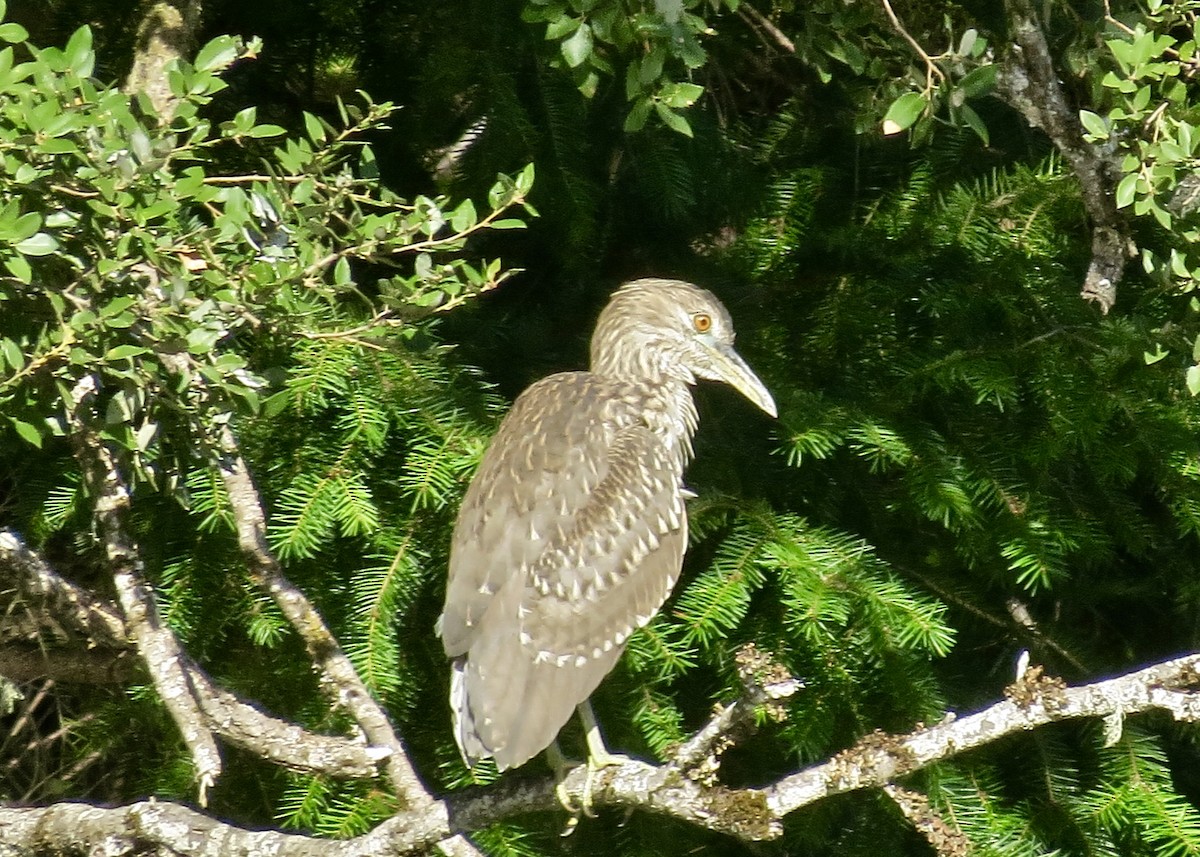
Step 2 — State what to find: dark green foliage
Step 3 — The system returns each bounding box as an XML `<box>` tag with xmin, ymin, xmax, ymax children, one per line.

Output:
<box><xmin>7</xmin><ymin>1</ymin><xmax>1200</xmax><ymax>855</ymax></box>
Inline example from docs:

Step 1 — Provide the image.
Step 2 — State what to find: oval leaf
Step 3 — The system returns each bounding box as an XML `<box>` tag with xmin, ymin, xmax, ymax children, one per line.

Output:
<box><xmin>15</xmin><ymin>232</ymin><xmax>59</xmax><ymax>256</ymax></box>
<box><xmin>882</xmin><ymin>91</ymin><xmax>927</xmax><ymax>136</ymax></box>
<box><xmin>561</xmin><ymin>23</ymin><xmax>593</xmax><ymax>68</ymax></box>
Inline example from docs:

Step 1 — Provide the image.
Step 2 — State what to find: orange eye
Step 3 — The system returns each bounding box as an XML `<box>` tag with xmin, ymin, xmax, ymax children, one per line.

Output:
<box><xmin>693</xmin><ymin>313</ymin><xmax>712</xmax><ymax>333</ymax></box>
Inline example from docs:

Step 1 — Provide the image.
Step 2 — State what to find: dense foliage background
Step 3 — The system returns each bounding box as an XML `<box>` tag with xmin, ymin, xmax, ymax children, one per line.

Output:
<box><xmin>6</xmin><ymin>0</ymin><xmax>1200</xmax><ymax>854</ymax></box>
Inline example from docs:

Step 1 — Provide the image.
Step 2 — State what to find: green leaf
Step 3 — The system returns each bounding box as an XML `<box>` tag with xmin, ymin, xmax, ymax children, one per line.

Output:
<box><xmin>4</xmin><ymin>254</ymin><xmax>31</xmax><ymax>283</ymax></box>
<box><xmin>0</xmin><ymin>22</ymin><xmax>28</xmax><ymax>43</ymax></box>
<box><xmin>303</xmin><ymin>112</ymin><xmax>326</xmax><ymax>144</ymax></box>
<box><xmin>882</xmin><ymin>92</ymin><xmax>926</xmax><ymax>135</ymax></box>
<box><xmin>1144</xmin><ymin>344</ymin><xmax>1169</xmax><ymax>365</ymax></box>
<box><xmin>1079</xmin><ymin>110</ymin><xmax>1108</xmax><ymax>139</ymax></box>
<box><xmin>246</xmin><ymin>124</ymin><xmax>286</xmax><ymax>138</ymax></box>
<box><xmin>451</xmin><ymin>199</ymin><xmax>477</xmax><ymax>232</ymax></box>
<box><xmin>489</xmin><ymin>218</ymin><xmax>526</xmax><ymax>229</ymax></box>
<box><xmin>624</xmin><ymin>97</ymin><xmax>653</xmax><ymax>132</ymax></box>
<box><xmin>105</xmin><ymin>344</ymin><xmax>149</xmax><ymax>361</ymax></box>
<box><xmin>1116</xmin><ymin>172</ymin><xmax>1138</xmax><ymax>209</ymax></box>
<box><xmin>958</xmin><ymin>64</ymin><xmax>997</xmax><ymax>98</ymax></box>
<box><xmin>958</xmin><ymin>28</ymin><xmax>978</xmax><ymax>56</ymax></box>
<box><xmin>1</xmin><ymin>338</ymin><xmax>23</xmax><ymax>371</ymax></box>
<box><xmin>1188</xmin><ymin>365</ymin><xmax>1200</xmax><ymax>395</ymax></box>
<box><xmin>661</xmin><ymin>81</ymin><xmax>703</xmax><ymax>108</ymax></box>
<box><xmin>15</xmin><ymin>233</ymin><xmax>59</xmax><ymax>256</ymax></box>
<box><xmin>9</xmin><ymin>417</ymin><xmax>42</xmax><ymax>448</ymax></box>
<box><xmin>545</xmin><ymin>16</ymin><xmax>580</xmax><ymax>40</ymax></box>
<box><xmin>959</xmin><ymin>103</ymin><xmax>989</xmax><ymax>146</ymax></box>
<box><xmin>63</xmin><ymin>25</ymin><xmax>93</xmax><ymax>76</ymax></box>
<box><xmin>654</xmin><ymin>102</ymin><xmax>693</xmax><ymax>137</ymax></box>
<box><xmin>194</xmin><ymin>36</ymin><xmax>239</xmax><ymax>73</ymax></box>
<box><xmin>561</xmin><ymin>22</ymin><xmax>593</xmax><ymax>68</ymax></box>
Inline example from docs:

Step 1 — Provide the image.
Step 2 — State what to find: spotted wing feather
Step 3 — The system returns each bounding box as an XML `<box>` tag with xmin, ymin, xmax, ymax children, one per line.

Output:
<box><xmin>439</xmin><ymin>372</ymin><xmax>687</xmax><ymax>770</ymax></box>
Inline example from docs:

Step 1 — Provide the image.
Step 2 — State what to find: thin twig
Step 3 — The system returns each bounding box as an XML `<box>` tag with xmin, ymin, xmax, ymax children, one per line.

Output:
<box><xmin>880</xmin><ymin>0</ymin><xmax>947</xmax><ymax>93</ymax></box>
<box><xmin>738</xmin><ymin>4</ymin><xmax>795</xmax><ymax>54</ymax></box>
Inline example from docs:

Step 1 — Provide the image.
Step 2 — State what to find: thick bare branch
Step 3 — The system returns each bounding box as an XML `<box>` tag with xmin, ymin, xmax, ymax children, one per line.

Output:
<box><xmin>0</xmin><ymin>528</ymin><xmax>385</xmax><ymax>779</ymax></box>
<box><xmin>766</xmin><ymin>653</ymin><xmax>1200</xmax><ymax>816</ymax></box>
<box><xmin>0</xmin><ymin>644</ymin><xmax>138</xmax><ymax>684</ymax></box>
<box><xmin>9</xmin><ymin>651</ymin><xmax>1199</xmax><ymax>855</ymax></box>
<box><xmin>997</xmin><ymin>0</ymin><xmax>1130</xmax><ymax>312</ymax></box>
<box><xmin>215</xmin><ymin>427</ymin><xmax>435</xmax><ymax>809</ymax></box>
<box><xmin>0</xmin><ymin>528</ymin><xmax>129</xmax><ymax>647</ymax></box>
<box><xmin>124</xmin><ymin>0</ymin><xmax>203</xmax><ymax>119</ymax></box>
<box><xmin>67</xmin><ymin>376</ymin><xmax>222</xmax><ymax>802</ymax></box>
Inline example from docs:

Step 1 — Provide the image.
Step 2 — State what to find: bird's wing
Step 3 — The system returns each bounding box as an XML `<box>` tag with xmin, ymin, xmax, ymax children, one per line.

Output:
<box><xmin>440</xmin><ymin>372</ymin><xmax>622</xmax><ymax>657</ymax></box>
<box><xmin>439</xmin><ymin>373</ymin><xmax>689</xmax><ymax>769</ymax></box>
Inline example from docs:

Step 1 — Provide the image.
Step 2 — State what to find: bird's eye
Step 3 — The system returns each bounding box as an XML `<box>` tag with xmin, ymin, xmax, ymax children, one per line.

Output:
<box><xmin>692</xmin><ymin>313</ymin><xmax>712</xmax><ymax>333</ymax></box>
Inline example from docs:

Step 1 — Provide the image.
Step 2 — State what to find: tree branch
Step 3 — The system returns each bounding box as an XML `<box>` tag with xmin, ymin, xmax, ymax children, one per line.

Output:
<box><xmin>0</xmin><ymin>528</ymin><xmax>387</xmax><ymax>780</ymax></box>
<box><xmin>765</xmin><ymin>653</ymin><xmax>1200</xmax><ymax>816</ymax></box>
<box><xmin>214</xmin><ymin>430</ymin><xmax>430</xmax><ymax>801</ymax></box>
<box><xmin>0</xmin><ymin>644</ymin><xmax>138</xmax><ymax>684</ymax></box>
<box><xmin>7</xmin><ymin>651</ymin><xmax>1200</xmax><ymax>854</ymax></box>
<box><xmin>124</xmin><ymin>0</ymin><xmax>203</xmax><ymax>119</ymax></box>
<box><xmin>996</xmin><ymin>0</ymin><xmax>1131</xmax><ymax>312</ymax></box>
<box><xmin>210</xmin><ymin>427</ymin><xmax>485</xmax><ymax>857</ymax></box>
<box><xmin>66</xmin><ymin>375</ymin><xmax>223</xmax><ymax>804</ymax></box>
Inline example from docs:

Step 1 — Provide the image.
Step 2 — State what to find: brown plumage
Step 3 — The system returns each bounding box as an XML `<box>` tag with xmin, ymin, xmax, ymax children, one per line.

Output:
<box><xmin>439</xmin><ymin>278</ymin><xmax>776</xmax><ymax>771</ymax></box>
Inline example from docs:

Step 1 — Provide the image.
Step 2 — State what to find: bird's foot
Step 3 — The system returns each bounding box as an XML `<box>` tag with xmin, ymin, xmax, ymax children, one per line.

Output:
<box><xmin>547</xmin><ymin>740</ymin><xmax>633</xmax><ymax>834</ymax></box>
<box><xmin>546</xmin><ymin>741</ymin><xmax>586</xmax><ymax>821</ymax></box>
<box><xmin>578</xmin><ymin>747</ymin><xmax>632</xmax><ymax>819</ymax></box>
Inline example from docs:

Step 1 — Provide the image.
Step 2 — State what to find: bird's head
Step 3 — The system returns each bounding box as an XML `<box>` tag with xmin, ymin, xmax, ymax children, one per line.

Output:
<box><xmin>590</xmin><ymin>278</ymin><xmax>777</xmax><ymax>418</ymax></box>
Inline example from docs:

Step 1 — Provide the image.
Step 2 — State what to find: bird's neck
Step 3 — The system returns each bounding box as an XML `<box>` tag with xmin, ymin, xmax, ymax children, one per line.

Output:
<box><xmin>603</xmin><ymin>370</ymin><xmax>697</xmax><ymax>471</ymax></box>
<box><xmin>592</xmin><ymin>344</ymin><xmax>698</xmax><ymax>467</ymax></box>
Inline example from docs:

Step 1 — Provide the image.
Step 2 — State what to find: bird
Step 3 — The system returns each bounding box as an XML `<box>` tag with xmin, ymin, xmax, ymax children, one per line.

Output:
<box><xmin>438</xmin><ymin>278</ymin><xmax>777</xmax><ymax>773</ymax></box>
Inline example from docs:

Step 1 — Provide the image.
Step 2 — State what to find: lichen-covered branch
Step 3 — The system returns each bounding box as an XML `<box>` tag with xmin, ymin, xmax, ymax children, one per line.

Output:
<box><xmin>124</xmin><ymin>0</ymin><xmax>203</xmax><ymax>119</ymax></box>
<box><xmin>7</xmin><ymin>651</ymin><xmax>1200</xmax><ymax>855</ymax></box>
<box><xmin>0</xmin><ymin>528</ymin><xmax>385</xmax><ymax>780</ymax></box>
<box><xmin>997</xmin><ymin>0</ymin><xmax>1130</xmax><ymax>311</ymax></box>
<box><xmin>0</xmin><ymin>528</ymin><xmax>129</xmax><ymax>647</ymax></box>
<box><xmin>66</xmin><ymin>375</ymin><xmax>223</xmax><ymax>804</ymax></box>
<box><xmin>765</xmin><ymin>653</ymin><xmax>1200</xmax><ymax>816</ymax></box>
<box><xmin>214</xmin><ymin>428</ymin><xmax>436</xmax><ymax>809</ymax></box>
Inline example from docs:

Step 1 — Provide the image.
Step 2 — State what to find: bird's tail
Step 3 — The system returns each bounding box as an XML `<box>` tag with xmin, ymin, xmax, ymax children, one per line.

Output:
<box><xmin>449</xmin><ymin>656</ymin><xmax>490</xmax><ymax>767</ymax></box>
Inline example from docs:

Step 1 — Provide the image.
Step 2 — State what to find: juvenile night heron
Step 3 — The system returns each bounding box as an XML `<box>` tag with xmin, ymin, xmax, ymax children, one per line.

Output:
<box><xmin>439</xmin><ymin>278</ymin><xmax>776</xmax><ymax>772</ymax></box>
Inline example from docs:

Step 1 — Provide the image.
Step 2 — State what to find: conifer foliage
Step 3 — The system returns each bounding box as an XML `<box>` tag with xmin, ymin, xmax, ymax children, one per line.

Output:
<box><xmin>6</xmin><ymin>1</ymin><xmax>1200</xmax><ymax>856</ymax></box>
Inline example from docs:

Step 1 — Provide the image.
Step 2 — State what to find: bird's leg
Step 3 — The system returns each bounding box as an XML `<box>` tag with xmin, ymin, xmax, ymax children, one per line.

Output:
<box><xmin>545</xmin><ymin>740</ymin><xmax>583</xmax><ymax>817</ymax></box>
<box><xmin>576</xmin><ymin>700</ymin><xmax>634</xmax><ymax>817</ymax></box>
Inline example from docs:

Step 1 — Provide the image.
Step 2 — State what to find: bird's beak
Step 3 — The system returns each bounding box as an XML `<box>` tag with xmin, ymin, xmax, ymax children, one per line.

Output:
<box><xmin>707</xmin><ymin>342</ymin><xmax>777</xmax><ymax>418</ymax></box>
